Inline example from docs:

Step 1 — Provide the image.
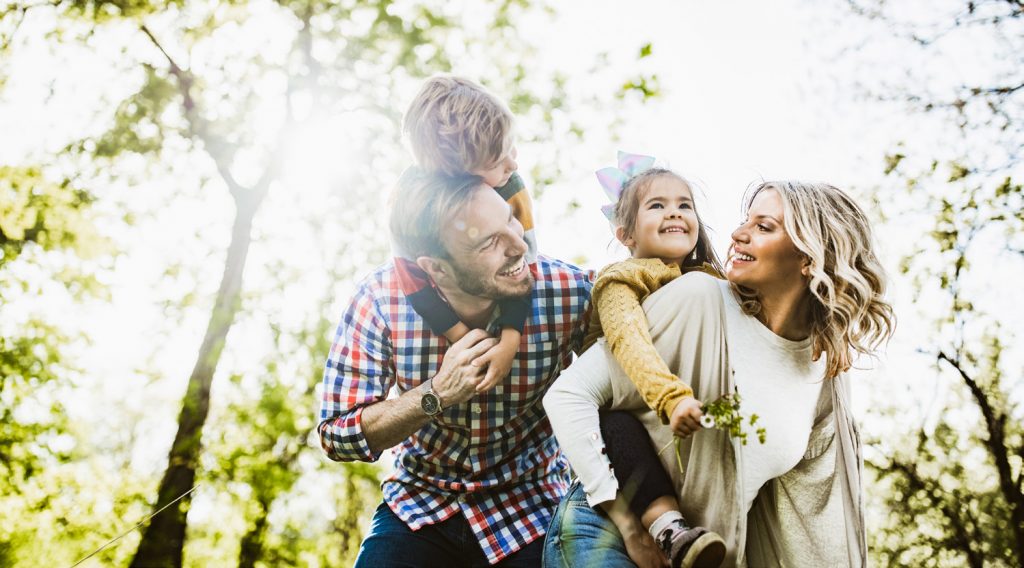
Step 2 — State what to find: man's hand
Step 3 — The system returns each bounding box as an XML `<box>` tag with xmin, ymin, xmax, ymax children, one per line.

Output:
<box><xmin>432</xmin><ymin>329</ymin><xmax>498</xmax><ymax>406</ymax></box>
<box><xmin>669</xmin><ymin>397</ymin><xmax>704</xmax><ymax>438</ymax></box>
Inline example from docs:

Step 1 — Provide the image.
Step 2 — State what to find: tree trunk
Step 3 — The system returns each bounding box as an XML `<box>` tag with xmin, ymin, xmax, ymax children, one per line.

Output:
<box><xmin>238</xmin><ymin>500</ymin><xmax>269</xmax><ymax>568</ymax></box>
<box><xmin>130</xmin><ymin>193</ymin><xmax>261</xmax><ymax>568</ymax></box>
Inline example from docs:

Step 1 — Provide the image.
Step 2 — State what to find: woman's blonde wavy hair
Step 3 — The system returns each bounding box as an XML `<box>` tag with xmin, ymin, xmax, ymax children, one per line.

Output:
<box><xmin>731</xmin><ymin>181</ymin><xmax>895</xmax><ymax>379</ymax></box>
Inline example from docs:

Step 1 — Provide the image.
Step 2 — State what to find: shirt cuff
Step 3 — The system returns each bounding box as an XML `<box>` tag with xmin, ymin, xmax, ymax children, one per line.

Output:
<box><xmin>319</xmin><ymin>406</ymin><xmax>382</xmax><ymax>462</ymax></box>
<box><xmin>581</xmin><ymin>429</ymin><xmax>620</xmax><ymax>507</ymax></box>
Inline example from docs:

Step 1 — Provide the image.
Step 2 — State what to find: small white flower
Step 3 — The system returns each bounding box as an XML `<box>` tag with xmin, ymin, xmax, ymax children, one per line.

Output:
<box><xmin>700</xmin><ymin>415</ymin><xmax>716</xmax><ymax>428</ymax></box>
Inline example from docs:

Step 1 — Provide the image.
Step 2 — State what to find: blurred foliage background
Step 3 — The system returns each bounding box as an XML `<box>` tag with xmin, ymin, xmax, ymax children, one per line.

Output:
<box><xmin>0</xmin><ymin>0</ymin><xmax>1020</xmax><ymax>566</ymax></box>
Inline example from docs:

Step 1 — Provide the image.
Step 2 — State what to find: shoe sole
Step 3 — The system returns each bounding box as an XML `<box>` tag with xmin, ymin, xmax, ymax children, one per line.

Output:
<box><xmin>681</xmin><ymin>532</ymin><xmax>726</xmax><ymax>568</ymax></box>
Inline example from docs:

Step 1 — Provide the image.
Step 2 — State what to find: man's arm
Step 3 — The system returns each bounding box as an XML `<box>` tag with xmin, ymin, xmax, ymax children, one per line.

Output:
<box><xmin>318</xmin><ymin>285</ymin><xmax>396</xmax><ymax>462</ymax></box>
<box><xmin>359</xmin><ymin>329</ymin><xmax>498</xmax><ymax>454</ymax></box>
<box><xmin>317</xmin><ymin>279</ymin><xmax>501</xmax><ymax>462</ymax></box>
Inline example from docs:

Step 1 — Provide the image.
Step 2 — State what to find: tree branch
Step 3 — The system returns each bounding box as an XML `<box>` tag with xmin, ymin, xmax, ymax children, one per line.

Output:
<box><xmin>969</xmin><ymin>81</ymin><xmax>1024</xmax><ymax>97</ymax></box>
<box><xmin>937</xmin><ymin>350</ymin><xmax>1024</xmax><ymax>560</ymax></box>
<box><xmin>883</xmin><ymin>453</ymin><xmax>984</xmax><ymax>568</ymax></box>
<box><xmin>139</xmin><ymin>24</ymin><xmax>246</xmax><ymax>200</ymax></box>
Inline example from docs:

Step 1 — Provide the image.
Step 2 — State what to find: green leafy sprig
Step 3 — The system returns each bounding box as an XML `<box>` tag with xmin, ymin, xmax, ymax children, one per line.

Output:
<box><xmin>700</xmin><ymin>390</ymin><xmax>766</xmax><ymax>445</ymax></box>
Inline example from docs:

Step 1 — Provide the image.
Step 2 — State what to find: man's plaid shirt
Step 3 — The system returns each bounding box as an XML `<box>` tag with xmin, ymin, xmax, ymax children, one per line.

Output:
<box><xmin>318</xmin><ymin>256</ymin><xmax>593</xmax><ymax>564</ymax></box>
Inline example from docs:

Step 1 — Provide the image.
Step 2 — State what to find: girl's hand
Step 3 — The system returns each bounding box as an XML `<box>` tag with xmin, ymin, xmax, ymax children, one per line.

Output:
<box><xmin>669</xmin><ymin>397</ymin><xmax>704</xmax><ymax>438</ymax></box>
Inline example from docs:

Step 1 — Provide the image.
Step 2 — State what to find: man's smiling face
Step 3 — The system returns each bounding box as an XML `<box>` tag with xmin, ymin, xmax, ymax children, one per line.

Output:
<box><xmin>441</xmin><ymin>184</ymin><xmax>534</xmax><ymax>300</ymax></box>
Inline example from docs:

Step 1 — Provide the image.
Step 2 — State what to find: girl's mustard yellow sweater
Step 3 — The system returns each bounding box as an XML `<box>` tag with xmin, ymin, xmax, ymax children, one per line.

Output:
<box><xmin>582</xmin><ymin>257</ymin><xmax>721</xmax><ymax>423</ymax></box>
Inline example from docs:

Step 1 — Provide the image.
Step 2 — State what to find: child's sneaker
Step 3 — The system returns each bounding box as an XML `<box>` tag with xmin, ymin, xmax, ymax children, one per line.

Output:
<box><xmin>655</xmin><ymin>518</ymin><xmax>726</xmax><ymax>568</ymax></box>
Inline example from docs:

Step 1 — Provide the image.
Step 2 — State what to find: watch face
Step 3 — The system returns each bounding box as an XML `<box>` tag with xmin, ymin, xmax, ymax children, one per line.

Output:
<box><xmin>421</xmin><ymin>392</ymin><xmax>441</xmax><ymax>416</ymax></box>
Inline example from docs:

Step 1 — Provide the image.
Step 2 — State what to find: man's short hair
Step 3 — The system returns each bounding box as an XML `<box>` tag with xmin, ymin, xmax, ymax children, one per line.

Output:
<box><xmin>402</xmin><ymin>75</ymin><xmax>515</xmax><ymax>176</ymax></box>
<box><xmin>390</xmin><ymin>167</ymin><xmax>484</xmax><ymax>260</ymax></box>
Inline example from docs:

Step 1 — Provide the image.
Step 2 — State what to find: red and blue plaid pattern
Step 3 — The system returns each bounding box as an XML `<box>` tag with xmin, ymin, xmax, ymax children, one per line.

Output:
<box><xmin>319</xmin><ymin>256</ymin><xmax>593</xmax><ymax>564</ymax></box>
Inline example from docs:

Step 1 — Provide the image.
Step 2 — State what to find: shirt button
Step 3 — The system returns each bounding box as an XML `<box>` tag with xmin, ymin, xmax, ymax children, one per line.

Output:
<box><xmin>590</xmin><ymin>432</ymin><xmax>599</xmax><ymax>441</ymax></box>
<box><xmin>474</xmin><ymin>405</ymin><xmax>482</xmax><ymax>414</ymax></box>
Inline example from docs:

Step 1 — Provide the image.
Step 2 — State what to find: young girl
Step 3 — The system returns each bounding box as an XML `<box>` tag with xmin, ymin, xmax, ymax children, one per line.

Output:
<box><xmin>575</xmin><ymin>152</ymin><xmax>727</xmax><ymax>568</ymax></box>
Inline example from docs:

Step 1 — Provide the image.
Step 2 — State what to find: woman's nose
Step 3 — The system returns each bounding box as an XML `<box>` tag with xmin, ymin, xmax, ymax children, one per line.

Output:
<box><xmin>731</xmin><ymin>225</ymin><xmax>748</xmax><ymax>243</ymax></box>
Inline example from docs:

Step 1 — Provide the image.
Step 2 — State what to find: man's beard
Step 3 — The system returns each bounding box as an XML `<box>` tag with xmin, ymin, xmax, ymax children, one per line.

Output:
<box><xmin>449</xmin><ymin>256</ymin><xmax>534</xmax><ymax>300</ymax></box>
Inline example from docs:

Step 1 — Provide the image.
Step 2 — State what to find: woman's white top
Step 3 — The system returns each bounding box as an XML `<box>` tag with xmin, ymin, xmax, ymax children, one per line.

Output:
<box><xmin>721</xmin><ymin>279</ymin><xmax>825</xmax><ymax>514</ymax></box>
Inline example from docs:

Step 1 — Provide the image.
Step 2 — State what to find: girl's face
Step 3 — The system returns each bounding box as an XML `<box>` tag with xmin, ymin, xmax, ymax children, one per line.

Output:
<box><xmin>618</xmin><ymin>175</ymin><xmax>699</xmax><ymax>267</ymax></box>
<box><xmin>727</xmin><ymin>189</ymin><xmax>808</xmax><ymax>294</ymax></box>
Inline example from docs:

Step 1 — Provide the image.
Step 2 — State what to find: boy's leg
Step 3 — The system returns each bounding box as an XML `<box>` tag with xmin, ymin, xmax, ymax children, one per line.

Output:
<box><xmin>354</xmin><ymin>502</ymin><xmax>465</xmax><ymax>568</ymax></box>
<box><xmin>394</xmin><ymin>257</ymin><xmax>461</xmax><ymax>336</ymax></box>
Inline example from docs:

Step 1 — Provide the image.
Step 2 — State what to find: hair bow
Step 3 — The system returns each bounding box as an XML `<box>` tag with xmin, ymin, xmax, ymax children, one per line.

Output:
<box><xmin>596</xmin><ymin>151</ymin><xmax>656</xmax><ymax>221</ymax></box>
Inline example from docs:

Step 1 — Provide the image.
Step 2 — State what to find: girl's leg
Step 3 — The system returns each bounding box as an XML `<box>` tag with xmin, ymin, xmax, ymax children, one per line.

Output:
<box><xmin>600</xmin><ymin>410</ymin><xmax>725</xmax><ymax>568</ymax></box>
<box><xmin>599</xmin><ymin>410</ymin><xmax>678</xmax><ymax>519</ymax></box>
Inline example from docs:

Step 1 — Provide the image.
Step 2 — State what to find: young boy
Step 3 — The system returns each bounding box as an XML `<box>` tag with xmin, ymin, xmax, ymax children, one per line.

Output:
<box><xmin>397</xmin><ymin>75</ymin><xmax>536</xmax><ymax>387</ymax></box>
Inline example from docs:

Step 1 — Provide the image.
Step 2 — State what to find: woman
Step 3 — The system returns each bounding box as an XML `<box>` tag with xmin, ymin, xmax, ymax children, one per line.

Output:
<box><xmin>542</xmin><ymin>181</ymin><xmax>894</xmax><ymax>567</ymax></box>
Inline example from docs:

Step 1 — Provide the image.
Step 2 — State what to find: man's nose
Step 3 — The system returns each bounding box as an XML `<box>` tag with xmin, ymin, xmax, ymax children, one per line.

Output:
<box><xmin>505</xmin><ymin>220</ymin><xmax>527</xmax><ymax>256</ymax></box>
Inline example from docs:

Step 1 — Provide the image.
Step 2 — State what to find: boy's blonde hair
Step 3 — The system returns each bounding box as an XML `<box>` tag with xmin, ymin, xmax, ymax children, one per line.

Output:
<box><xmin>403</xmin><ymin>75</ymin><xmax>515</xmax><ymax>175</ymax></box>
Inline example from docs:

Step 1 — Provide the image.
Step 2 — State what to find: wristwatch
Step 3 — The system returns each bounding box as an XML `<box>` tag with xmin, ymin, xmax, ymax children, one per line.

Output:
<box><xmin>421</xmin><ymin>378</ymin><xmax>444</xmax><ymax>416</ymax></box>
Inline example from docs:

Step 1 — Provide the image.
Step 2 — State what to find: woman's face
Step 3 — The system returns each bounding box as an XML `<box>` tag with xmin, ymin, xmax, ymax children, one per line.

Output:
<box><xmin>727</xmin><ymin>189</ymin><xmax>808</xmax><ymax>294</ymax></box>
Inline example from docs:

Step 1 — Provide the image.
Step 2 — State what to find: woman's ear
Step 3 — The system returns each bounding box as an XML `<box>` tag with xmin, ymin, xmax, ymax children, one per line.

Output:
<box><xmin>800</xmin><ymin>256</ymin><xmax>812</xmax><ymax>277</ymax></box>
<box><xmin>614</xmin><ymin>225</ymin><xmax>635</xmax><ymax>249</ymax></box>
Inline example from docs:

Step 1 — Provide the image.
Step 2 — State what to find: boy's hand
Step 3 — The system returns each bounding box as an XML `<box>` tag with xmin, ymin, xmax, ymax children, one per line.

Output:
<box><xmin>669</xmin><ymin>397</ymin><xmax>704</xmax><ymax>438</ymax></box>
<box><xmin>472</xmin><ymin>335</ymin><xmax>518</xmax><ymax>392</ymax></box>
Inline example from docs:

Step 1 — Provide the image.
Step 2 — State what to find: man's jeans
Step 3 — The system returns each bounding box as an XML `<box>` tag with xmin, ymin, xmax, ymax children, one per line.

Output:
<box><xmin>354</xmin><ymin>501</ymin><xmax>545</xmax><ymax>567</ymax></box>
<box><xmin>542</xmin><ymin>481</ymin><xmax>635</xmax><ymax>567</ymax></box>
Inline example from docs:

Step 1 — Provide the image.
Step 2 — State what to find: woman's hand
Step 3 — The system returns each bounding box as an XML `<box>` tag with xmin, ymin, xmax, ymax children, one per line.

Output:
<box><xmin>622</xmin><ymin>530</ymin><xmax>669</xmax><ymax>568</ymax></box>
<box><xmin>669</xmin><ymin>397</ymin><xmax>704</xmax><ymax>438</ymax></box>
<box><xmin>600</xmin><ymin>497</ymin><xmax>669</xmax><ymax>568</ymax></box>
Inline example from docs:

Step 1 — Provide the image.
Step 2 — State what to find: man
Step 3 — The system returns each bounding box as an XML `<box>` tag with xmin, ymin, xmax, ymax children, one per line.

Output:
<box><xmin>318</xmin><ymin>169</ymin><xmax>592</xmax><ymax>567</ymax></box>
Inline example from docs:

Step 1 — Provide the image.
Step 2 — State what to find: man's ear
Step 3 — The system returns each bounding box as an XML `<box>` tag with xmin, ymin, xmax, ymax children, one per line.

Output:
<box><xmin>615</xmin><ymin>225</ymin><xmax>635</xmax><ymax>249</ymax></box>
<box><xmin>416</xmin><ymin>256</ymin><xmax>452</xmax><ymax>285</ymax></box>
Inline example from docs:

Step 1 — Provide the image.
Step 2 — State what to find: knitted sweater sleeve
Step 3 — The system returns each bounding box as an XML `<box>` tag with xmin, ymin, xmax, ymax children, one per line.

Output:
<box><xmin>594</xmin><ymin>258</ymin><xmax>694</xmax><ymax>423</ymax></box>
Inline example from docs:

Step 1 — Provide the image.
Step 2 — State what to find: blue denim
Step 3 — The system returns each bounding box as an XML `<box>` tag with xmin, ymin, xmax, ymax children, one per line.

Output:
<box><xmin>543</xmin><ymin>481</ymin><xmax>635</xmax><ymax>567</ymax></box>
<box><xmin>354</xmin><ymin>501</ymin><xmax>545</xmax><ymax>568</ymax></box>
